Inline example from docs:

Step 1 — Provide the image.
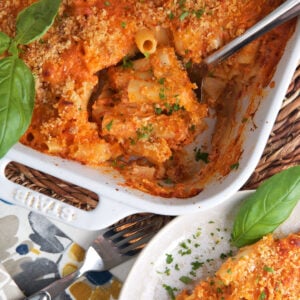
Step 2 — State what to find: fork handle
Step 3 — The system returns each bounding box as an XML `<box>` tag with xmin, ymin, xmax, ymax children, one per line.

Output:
<box><xmin>205</xmin><ymin>0</ymin><xmax>300</xmax><ymax>66</ymax></box>
<box><xmin>24</xmin><ymin>270</ymin><xmax>81</xmax><ymax>300</ymax></box>
<box><xmin>24</xmin><ymin>292</ymin><xmax>51</xmax><ymax>300</ymax></box>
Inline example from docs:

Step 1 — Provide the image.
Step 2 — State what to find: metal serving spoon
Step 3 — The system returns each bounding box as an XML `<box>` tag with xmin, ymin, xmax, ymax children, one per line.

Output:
<box><xmin>189</xmin><ymin>0</ymin><xmax>300</xmax><ymax>100</ymax></box>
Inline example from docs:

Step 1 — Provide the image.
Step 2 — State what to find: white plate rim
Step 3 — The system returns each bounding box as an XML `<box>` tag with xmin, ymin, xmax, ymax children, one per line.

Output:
<box><xmin>120</xmin><ymin>189</ymin><xmax>300</xmax><ymax>299</ymax></box>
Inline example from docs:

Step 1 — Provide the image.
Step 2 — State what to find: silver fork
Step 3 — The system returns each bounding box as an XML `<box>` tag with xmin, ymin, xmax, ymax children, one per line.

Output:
<box><xmin>25</xmin><ymin>213</ymin><xmax>172</xmax><ymax>300</ymax></box>
<box><xmin>189</xmin><ymin>0</ymin><xmax>300</xmax><ymax>100</ymax></box>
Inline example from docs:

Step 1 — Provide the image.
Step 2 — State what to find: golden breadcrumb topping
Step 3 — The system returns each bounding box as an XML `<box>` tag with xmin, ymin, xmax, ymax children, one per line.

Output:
<box><xmin>176</xmin><ymin>232</ymin><xmax>300</xmax><ymax>299</ymax></box>
<box><xmin>0</xmin><ymin>0</ymin><xmax>295</xmax><ymax>197</ymax></box>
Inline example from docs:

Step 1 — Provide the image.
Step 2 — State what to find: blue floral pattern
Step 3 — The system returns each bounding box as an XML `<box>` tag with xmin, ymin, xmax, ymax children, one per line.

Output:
<box><xmin>0</xmin><ymin>200</ymin><xmax>122</xmax><ymax>299</ymax></box>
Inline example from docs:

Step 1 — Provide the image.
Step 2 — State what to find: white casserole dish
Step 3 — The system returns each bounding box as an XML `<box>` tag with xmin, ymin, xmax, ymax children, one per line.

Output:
<box><xmin>0</xmin><ymin>20</ymin><xmax>299</xmax><ymax>230</ymax></box>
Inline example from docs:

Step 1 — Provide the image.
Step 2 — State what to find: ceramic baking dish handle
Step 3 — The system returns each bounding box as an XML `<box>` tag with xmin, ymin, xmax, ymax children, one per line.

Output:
<box><xmin>0</xmin><ymin>157</ymin><xmax>142</xmax><ymax>230</ymax></box>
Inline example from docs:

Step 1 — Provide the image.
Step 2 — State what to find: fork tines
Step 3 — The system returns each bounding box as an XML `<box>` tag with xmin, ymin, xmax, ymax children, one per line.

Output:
<box><xmin>102</xmin><ymin>213</ymin><xmax>172</xmax><ymax>256</ymax></box>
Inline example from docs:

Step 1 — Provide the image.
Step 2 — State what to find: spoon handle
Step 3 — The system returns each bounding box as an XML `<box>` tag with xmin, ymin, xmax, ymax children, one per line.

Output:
<box><xmin>205</xmin><ymin>0</ymin><xmax>300</xmax><ymax>66</ymax></box>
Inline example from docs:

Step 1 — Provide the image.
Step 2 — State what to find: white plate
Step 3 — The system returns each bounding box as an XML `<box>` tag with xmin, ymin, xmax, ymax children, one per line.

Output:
<box><xmin>119</xmin><ymin>190</ymin><xmax>300</xmax><ymax>300</ymax></box>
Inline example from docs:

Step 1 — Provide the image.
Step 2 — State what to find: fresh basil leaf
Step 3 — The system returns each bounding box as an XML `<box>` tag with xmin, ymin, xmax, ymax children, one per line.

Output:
<box><xmin>8</xmin><ymin>40</ymin><xmax>19</xmax><ymax>57</ymax></box>
<box><xmin>15</xmin><ymin>0</ymin><xmax>61</xmax><ymax>45</ymax></box>
<box><xmin>0</xmin><ymin>56</ymin><xmax>35</xmax><ymax>157</ymax></box>
<box><xmin>231</xmin><ymin>166</ymin><xmax>300</xmax><ymax>248</ymax></box>
<box><xmin>0</xmin><ymin>32</ymin><xmax>11</xmax><ymax>55</ymax></box>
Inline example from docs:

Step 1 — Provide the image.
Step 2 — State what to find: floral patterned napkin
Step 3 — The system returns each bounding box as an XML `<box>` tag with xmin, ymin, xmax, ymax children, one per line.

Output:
<box><xmin>0</xmin><ymin>198</ymin><xmax>123</xmax><ymax>300</ymax></box>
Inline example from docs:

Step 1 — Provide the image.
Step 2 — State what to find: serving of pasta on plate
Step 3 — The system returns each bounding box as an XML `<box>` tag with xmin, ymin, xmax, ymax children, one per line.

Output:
<box><xmin>0</xmin><ymin>0</ymin><xmax>296</xmax><ymax>198</ymax></box>
<box><xmin>120</xmin><ymin>183</ymin><xmax>300</xmax><ymax>300</ymax></box>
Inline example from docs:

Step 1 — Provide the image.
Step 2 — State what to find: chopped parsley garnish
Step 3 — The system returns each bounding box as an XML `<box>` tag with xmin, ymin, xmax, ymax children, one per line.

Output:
<box><xmin>194</xmin><ymin>8</ymin><xmax>205</xmax><ymax>18</ymax></box>
<box><xmin>220</xmin><ymin>250</ymin><xmax>233</xmax><ymax>259</ymax></box>
<box><xmin>156</xmin><ymin>225</ymin><xmax>234</xmax><ymax>297</ymax></box>
<box><xmin>129</xmin><ymin>137</ymin><xmax>136</xmax><ymax>145</ymax></box>
<box><xmin>104</xmin><ymin>1</ymin><xmax>110</xmax><ymax>6</ymax></box>
<box><xmin>121</xmin><ymin>21</ymin><xmax>126</xmax><ymax>28</ymax></box>
<box><xmin>191</xmin><ymin>261</ymin><xmax>204</xmax><ymax>270</ymax></box>
<box><xmin>230</xmin><ymin>162</ymin><xmax>239</xmax><ymax>170</ymax></box>
<box><xmin>263</xmin><ymin>265</ymin><xmax>274</xmax><ymax>273</ymax></box>
<box><xmin>194</xmin><ymin>148</ymin><xmax>209</xmax><ymax>163</ymax></box>
<box><xmin>175</xmin><ymin>1</ymin><xmax>205</xmax><ymax>23</ymax></box>
<box><xmin>164</xmin><ymin>267</ymin><xmax>171</xmax><ymax>276</ymax></box>
<box><xmin>192</xmin><ymin>229</ymin><xmax>202</xmax><ymax>239</ymax></box>
<box><xmin>158</xmin><ymin>77</ymin><xmax>166</xmax><ymax>85</ymax></box>
<box><xmin>155</xmin><ymin>100</ymin><xmax>185</xmax><ymax>116</ymax></box>
<box><xmin>159</xmin><ymin>87</ymin><xmax>166</xmax><ymax>100</ymax></box>
<box><xmin>172</xmin><ymin>102</ymin><xmax>181</xmax><ymax>112</ymax></box>
<box><xmin>179</xmin><ymin>275</ymin><xmax>193</xmax><ymax>284</ymax></box>
<box><xmin>122</xmin><ymin>55</ymin><xmax>133</xmax><ymax>69</ymax></box>
<box><xmin>105</xmin><ymin>120</ymin><xmax>113</xmax><ymax>131</ymax></box>
<box><xmin>179</xmin><ymin>0</ymin><xmax>186</xmax><ymax>8</ymax></box>
<box><xmin>166</xmin><ymin>253</ymin><xmax>174</xmax><ymax>264</ymax></box>
<box><xmin>259</xmin><ymin>291</ymin><xmax>266</xmax><ymax>300</ymax></box>
<box><xmin>136</xmin><ymin>124</ymin><xmax>153</xmax><ymax>140</ymax></box>
<box><xmin>178</xmin><ymin>249</ymin><xmax>192</xmax><ymax>256</ymax></box>
<box><xmin>154</xmin><ymin>105</ymin><xmax>163</xmax><ymax>115</ymax></box>
<box><xmin>168</xmin><ymin>11</ymin><xmax>175</xmax><ymax>19</ymax></box>
<box><xmin>111</xmin><ymin>158</ymin><xmax>125</xmax><ymax>169</ymax></box>
<box><xmin>180</xmin><ymin>242</ymin><xmax>188</xmax><ymax>249</ymax></box>
<box><xmin>179</xmin><ymin>11</ymin><xmax>189</xmax><ymax>21</ymax></box>
<box><xmin>162</xmin><ymin>284</ymin><xmax>178</xmax><ymax>300</ymax></box>
<box><xmin>185</xmin><ymin>60</ymin><xmax>192</xmax><ymax>69</ymax></box>
<box><xmin>164</xmin><ymin>177</ymin><xmax>173</xmax><ymax>184</ymax></box>
<box><xmin>164</xmin><ymin>101</ymin><xmax>185</xmax><ymax>115</ymax></box>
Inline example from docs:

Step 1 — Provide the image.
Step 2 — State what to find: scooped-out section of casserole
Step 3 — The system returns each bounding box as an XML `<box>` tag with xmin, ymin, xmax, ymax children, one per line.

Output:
<box><xmin>0</xmin><ymin>0</ymin><xmax>296</xmax><ymax>198</ymax></box>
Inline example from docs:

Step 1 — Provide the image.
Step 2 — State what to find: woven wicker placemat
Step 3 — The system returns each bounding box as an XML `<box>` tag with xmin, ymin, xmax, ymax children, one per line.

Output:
<box><xmin>243</xmin><ymin>61</ymin><xmax>300</xmax><ymax>189</ymax></box>
<box><xmin>5</xmin><ymin>62</ymin><xmax>300</xmax><ymax>215</ymax></box>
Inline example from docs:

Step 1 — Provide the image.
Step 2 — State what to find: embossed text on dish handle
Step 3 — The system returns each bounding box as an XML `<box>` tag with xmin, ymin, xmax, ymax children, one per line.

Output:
<box><xmin>14</xmin><ymin>187</ymin><xmax>76</xmax><ymax>221</ymax></box>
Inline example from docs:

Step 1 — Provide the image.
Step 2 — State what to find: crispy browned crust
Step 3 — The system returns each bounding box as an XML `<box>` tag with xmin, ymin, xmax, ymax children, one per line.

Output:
<box><xmin>177</xmin><ymin>232</ymin><xmax>300</xmax><ymax>299</ymax></box>
<box><xmin>0</xmin><ymin>0</ymin><xmax>295</xmax><ymax>198</ymax></box>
